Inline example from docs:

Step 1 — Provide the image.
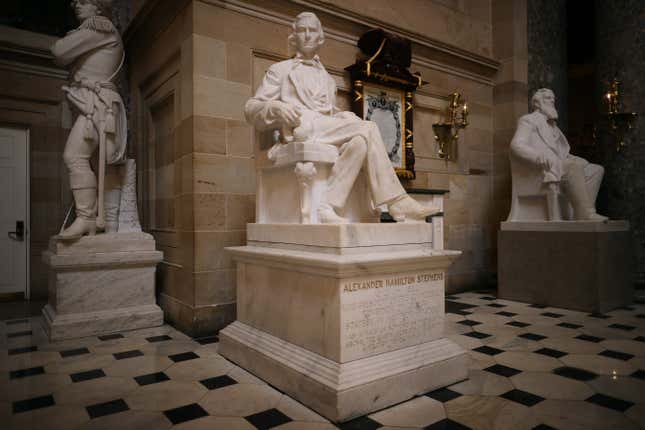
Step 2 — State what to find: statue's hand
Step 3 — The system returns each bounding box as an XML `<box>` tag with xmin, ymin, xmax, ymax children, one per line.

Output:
<box><xmin>536</xmin><ymin>154</ymin><xmax>552</xmax><ymax>171</ymax></box>
<box><xmin>267</xmin><ymin>101</ymin><xmax>301</xmax><ymax>128</ymax></box>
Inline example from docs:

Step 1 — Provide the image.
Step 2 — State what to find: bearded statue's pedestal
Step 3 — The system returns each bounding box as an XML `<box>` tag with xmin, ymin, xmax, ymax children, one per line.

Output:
<box><xmin>498</xmin><ymin>221</ymin><xmax>633</xmax><ymax>313</ymax></box>
<box><xmin>219</xmin><ymin>223</ymin><xmax>466</xmax><ymax>422</ymax></box>
<box><xmin>42</xmin><ymin>233</ymin><xmax>164</xmax><ymax>341</ymax></box>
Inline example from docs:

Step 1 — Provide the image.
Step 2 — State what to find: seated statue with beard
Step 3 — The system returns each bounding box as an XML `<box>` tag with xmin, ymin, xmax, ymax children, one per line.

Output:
<box><xmin>509</xmin><ymin>88</ymin><xmax>606</xmax><ymax>221</ymax></box>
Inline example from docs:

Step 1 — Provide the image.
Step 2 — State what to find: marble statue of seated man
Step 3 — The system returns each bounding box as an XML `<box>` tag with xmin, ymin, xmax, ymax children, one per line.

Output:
<box><xmin>244</xmin><ymin>11</ymin><xmax>438</xmax><ymax>223</ymax></box>
<box><xmin>509</xmin><ymin>88</ymin><xmax>606</xmax><ymax>221</ymax></box>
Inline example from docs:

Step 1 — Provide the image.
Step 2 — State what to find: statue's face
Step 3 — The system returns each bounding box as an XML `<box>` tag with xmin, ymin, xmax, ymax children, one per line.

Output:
<box><xmin>293</xmin><ymin>15</ymin><xmax>323</xmax><ymax>58</ymax></box>
<box><xmin>72</xmin><ymin>0</ymin><xmax>100</xmax><ymax>21</ymax></box>
<box><xmin>538</xmin><ymin>91</ymin><xmax>559</xmax><ymax>120</ymax></box>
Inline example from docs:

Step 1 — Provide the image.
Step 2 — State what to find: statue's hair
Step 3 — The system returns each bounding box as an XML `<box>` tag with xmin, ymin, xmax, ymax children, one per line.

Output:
<box><xmin>80</xmin><ymin>0</ymin><xmax>114</xmax><ymax>16</ymax></box>
<box><xmin>288</xmin><ymin>12</ymin><xmax>324</xmax><ymax>47</ymax></box>
<box><xmin>531</xmin><ymin>88</ymin><xmax>554</xmax><ymax>111</ymax></box>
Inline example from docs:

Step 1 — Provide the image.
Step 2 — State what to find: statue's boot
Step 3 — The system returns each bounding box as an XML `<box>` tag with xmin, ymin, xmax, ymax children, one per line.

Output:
<box><xmin>388</xmin><ymin>195</ymin><xmax>441</xmax><ymax>223</ymax></box>
<box><xmin>60</xmin><ymin>173</ymin><xmax>98</xmax><ymax>239</ymax></box>
<box><xmin>318</xmin><ymin>203</ymin><xmax>350</xmax><ymax>224</ymax></box>
<box><xmin>564</xmin><ymin>164</ymin><xmax>608</xmax><ymax>221</ymax></box>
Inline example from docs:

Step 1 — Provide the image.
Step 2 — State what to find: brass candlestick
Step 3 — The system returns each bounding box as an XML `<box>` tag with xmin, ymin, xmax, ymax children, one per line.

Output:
<box><xmin>605</xmin><ymin>78</ymin><xmax>637</xmax><ymax>151</ymax></box>
<box><xmin>433</xmin><ymin>92</ymin><xmax>469</xmax><ymax>160</ymax></box>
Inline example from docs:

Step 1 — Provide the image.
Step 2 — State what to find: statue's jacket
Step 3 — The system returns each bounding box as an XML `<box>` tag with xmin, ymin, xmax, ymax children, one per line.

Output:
<box><xmin>510</xmin><ymin>111</ymin><xmax>571</xmax><ymax>183</ymax></box>
<box><xmin>52</xmin><ymin>15</ymin><xmax>127</xmax><ymax>164</ymax></box>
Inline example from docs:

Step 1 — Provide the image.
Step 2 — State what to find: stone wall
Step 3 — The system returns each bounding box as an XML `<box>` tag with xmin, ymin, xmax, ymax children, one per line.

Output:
<box><xmin>125</xmin><ymin>0</ymin><xmax>510</xmax><ymax>334</ymax></box>
<box><xmin>0</xmin><ymin>25</ymin><xmax>69</xmax><ymax>299</ymax></box>
<box><xmin>595</xmin><ymin>0</ymin><xmax>645</xmax><ymax>284</ymax></box>
<box><xmin>527</xmin><ymin>0</ymin><xmax>568</xmax><ymax>133</ymax></box>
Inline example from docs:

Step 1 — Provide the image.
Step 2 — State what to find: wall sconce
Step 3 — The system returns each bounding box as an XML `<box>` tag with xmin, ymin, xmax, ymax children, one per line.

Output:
<box><xmin>432</xmin><ymin>92</ymin><xmax>468</xmax><ymax>160</ymax></box>
<box><xmin>605</xmin><ymin>78</ymin><xmax>637</xmax><ymax>151</ymax></box>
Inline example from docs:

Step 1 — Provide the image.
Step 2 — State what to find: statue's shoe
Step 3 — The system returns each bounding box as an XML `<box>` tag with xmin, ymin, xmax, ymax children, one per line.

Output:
<box><xmin>389</xmin><ymin>195</ymin><xmax>440</xmax><ymax>222</ymax></box>
<box><xmin>59</xmin><ymin>217</ymin><xmax>97</xmax><ymax>240</ymax></box>
<box><xmin>318</xmin><ymin>204</ymin><xmax>350</xmax><ymax>224</ymax></box>
<box><xmin>583</xmin><ymin>210</ymin><xmax>608</xmax><ymax>222</ymax></box>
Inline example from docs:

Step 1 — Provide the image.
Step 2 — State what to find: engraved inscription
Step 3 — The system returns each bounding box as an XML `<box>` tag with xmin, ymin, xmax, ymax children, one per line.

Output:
<box><xmin>340</xmin><ymin>271</ymin><xmax>444</xmax><ymax>360</ymax></box>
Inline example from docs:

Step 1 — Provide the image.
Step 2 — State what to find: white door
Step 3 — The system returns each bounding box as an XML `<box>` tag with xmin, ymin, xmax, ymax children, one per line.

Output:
<box><xmin>0</xmin><ymin>127</ymin><xmax>28</xmax><ymax>296</ymax></box>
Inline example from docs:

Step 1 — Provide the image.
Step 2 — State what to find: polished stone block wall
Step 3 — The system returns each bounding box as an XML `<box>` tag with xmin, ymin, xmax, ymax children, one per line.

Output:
<box><xmin>0</xmin><ymin>26</ymin><xmax>69</xmax><ymax>300</ymax></box>
<box><xmin>595</xmin><ymin>0</ymin><xmax>645</xmax><ymax>285</ymax></box>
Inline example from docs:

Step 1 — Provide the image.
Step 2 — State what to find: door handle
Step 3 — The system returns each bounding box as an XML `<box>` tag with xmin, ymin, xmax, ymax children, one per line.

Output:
<box><xmin>8</xmin><ymin>220</ymin><xmax>24</xmax><ymax>241</ymax></box>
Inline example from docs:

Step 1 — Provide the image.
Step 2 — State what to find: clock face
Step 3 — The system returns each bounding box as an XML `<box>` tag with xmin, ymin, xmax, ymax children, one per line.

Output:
<box><xmin>363</xmin><ymin>86</ymin><xmax>404</xmax><ymax>169</ymax></box>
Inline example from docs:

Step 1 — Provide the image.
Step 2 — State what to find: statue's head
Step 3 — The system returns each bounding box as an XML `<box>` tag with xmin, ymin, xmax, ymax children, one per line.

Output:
<box><xmin>288</xmin><ymin>12</ymin><xmax>325</xmax><ymax>59</ymax></box>
<box><xmin>532</xmin><ymin>88</ymin><xmax>558</xmax><ymax>121</ymax></box>
<box><xmin>71</xmin><ymin>0</ymin><xmax>112</xmax><ymax>21</ymax></box>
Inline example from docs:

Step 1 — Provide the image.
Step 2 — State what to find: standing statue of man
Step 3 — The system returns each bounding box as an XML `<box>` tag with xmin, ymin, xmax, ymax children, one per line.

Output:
<box><xmin>245</xmin><ymin>12</ymin><xmax>437</xmax><ymax>223</ymax></box>
<box><xmin>52</xmin><ymin>0</ymin><xmax>127</xmax><ymax>237</ymax></box>
<box><xmin>510</xmin><ymin>88</ymin><xmax>606</xmax><ymax>221</ymax></box>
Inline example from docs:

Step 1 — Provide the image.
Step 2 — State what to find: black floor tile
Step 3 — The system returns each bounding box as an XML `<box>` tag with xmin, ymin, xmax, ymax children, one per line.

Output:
<box><xmin>6</xmin><ymin>318</ymin><xmax>29</xmax><ymax>325</ymax></box>
<box><xmin>472</xmin><ymin>345</ymin><xmax>504</xmax><ymax>356</ymax></box>
<box><xmin>425</xmin><ymin>418</ymin><xmax>473</xmax><ymax>430</ymax></box>
<box><xmin>245</xmin><ymin>408</ymin><xmax>293</xmax><ymax>430</ymax></box>
<box><xmin>480</xmin><ymin>296</ymin><xmax>496</xmax><ymax>301</ymax></box>
<box><xmin>445</xmin><ymin>301</ymin><xmax>477</xmax><ymax>315</ymax></box>
<box><xmin>532</xmin><ymin>424</ymin><xmax>558</xmax><ymax>430</ymax></box>
<box><xmin>501</xmin><ymin>389</ymin><xmax>545</xmax><ymax>406</ymax></box>
<box><xmin>134</xmin><ymin>371</ymin><xmax>170</xmax><ymax>386</ymax></box>
<box><xmin>457</xmin><ymin>319</ymin><xmax>482</xmax><ymax>327</ymax></box>
<box><xmin>506</xmin><ymin>321</ymin><xmax>531</xmax><ymax>328</ymax></box>
<box><xmin>518</xmin><ymin>333</ymin><xmax>547</xmax><ymax>341</ymax></box>
<box><xmin>200</xmin><ymin>374</ymin><xmax>238</xmax><ymax>390</ymax></box>
<box><xmin>484</xmin><ymin>364</ymin><xmax>522</xmax><ymax>377</ymax></box>
<box><xmin>169</xmin><ymin>351</ymin><xmax>200</xmax><ymax>362</ymax></box>
<box><xmin>337</xmin><ymin>416</ymin><xmax>383</xmax><ymax>430</ymax></box>
<box><xmin>60</xmin><ymin>347</ymin><xmax>90</xmax><ymax>358</ymax></box>
<box><xmin>634</xmin><ymin>298</ymin><xmax>645</xmax><ymax>304</ymax></box>
<box><xmin>599</xmin><ymin>349</ymin><xmax>634</xmax><ymax>361</ymax></box>
<box><xmin>528</xmin><ymin>304</ymin><xmax>547</xmax><ymax>309</ymax></box>
<box><xmin>534</xmin><ymin>348</ymin><xmax>567</xmax><ymax>358</ymax></box>
<box><xmin>12</xmin><ymin>394</ymin><xmax>55</xmax><ymax>413</ymax></box>
<box><xmin>10</xmin><ymin>366</ymin><xmax>45</xmax><ymax>379</ymax></box>
<box><xmin>585</xmin><ymin>393</ymin><xmax>634</xmax><ymax>412</ymax></box>
<box><xmin>463</xmin><ymin>331</ymin><xmax>491</xmax><ymax>339</ymax></box>
<box><xmin>425</xmin><ymin>387</ymin><xmax>462</xmax><ymax>402</ymax></box>
<box><xmin>98</xmin><ymin>333</ymin><xmax>124</xmax><ymax>341</ymax></box>
<box><xmin>86</xmin><ymin>398</ymin><xmax>129</xmax><ymax>418</ymax></box>
<box><xmin>635</xmin><ymin>336</ymin><xmax>645</xmax><ymax>343</ymax></box>
<box><xmin>576</xmin><ymin>334</ymin><xmax>604</xmax><ymax>343</ymax></box>
<box><xmin>630</xmin><ymin>370</ymin><xmax>645</xmax><ymax>380</ymax></box>
<box><xmin>113</xmin><ymin>350</ymin><xmax>144</xmax><ymax>360</ymax></box>
<box><xmin>195</xmin><ymin>335</ymin><xmax>219</xmax><ymax>345</ymax></box>
<box><xmin>452</xmin><ymin>310</ymin><xmax>472</xmax><ymax>316</ymax></box>
<box><xmin>146</xmin><ymin>335</ymin><xmax>172</xmax><ymax>343</ymax></box>
<box><xmin>496</xmin><ymin>311</ymin><xmax>517</xmax><ymax>317</ymax></box>
<box><xmin>70</xmin><ymin>369</ymin><xmax>106</xmax><ymax>383</ymax></box>
<box><xmin>588</xmin><ymin>313</ymin><xmax>611</xmax><ymax>319</ymax></box>
<box><xmin>163</xmin><ymin>403</ymin><xmax>209</xmax><ymax>425</ymax></box>
<box><xmin>8</xmin><ymin>345</ymin><xmax>38</xmax><ymax>355</ymax></box>
<box><xmin>445</xmin><ymin>295</ymin><xmax>458</xmax><ymax>300</ymax></box>
<box><xmin>487</xmin><ymin>303</ymin><xmax>507</xmax><ymax>308</ymax></box>
<box><xmin>553</xmin><ymin>366</ymin><xmax>598</xmax><ymax>381</ymax></box>
<box><xmin>557</xmin><ymin>322</ymin><xmax>582</xmax><ymax>329</ymax></box>
<box><xmin>637</xmin><ymin>314</ymin><xmax>645</xmax><ymax>319</ymax></box>
<box><xmin>7</xmin><ymin>330</ymin><xmax>32</xmax><ymax>338</ymax></box>
<box><xmin>607</xmin><ymin>323</ymin><xmax>635</xmax><ymax>331</ymax></box>
<box><xmin>540</xmin><ymin>312</ymin><xmax>564</xmax><ymax>318</ymax></box>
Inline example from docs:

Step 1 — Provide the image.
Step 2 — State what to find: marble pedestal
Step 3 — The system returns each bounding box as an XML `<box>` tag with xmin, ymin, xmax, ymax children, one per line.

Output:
<box><xmin>42</xmin><ymin>232</ymin><xmax>164</xmax><ymax>341</ymax></box>
<box><xmin>498</xmin><ymin>220</ymin><xmax>633</xmax><ymax>313</ymax></box>
<box><xmin>219</xmin><ymin>223</ymin><xmax>466</xmax><ymax>422</ymax></box>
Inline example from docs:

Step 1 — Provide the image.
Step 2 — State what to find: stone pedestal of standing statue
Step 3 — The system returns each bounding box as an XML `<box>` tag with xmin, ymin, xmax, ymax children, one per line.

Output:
<box><xmin>42</xmin><ymin>1</ymin><xmax>163</xmax><ymax>340</ymax></box>
<box><xmin>218</xmin><ymin>12</ymin><xmax>467</xmax><ymax>423</ymax></box>
<box><xmin>498</xmin><ymin>88</ymin><xmax>633</xmax><ymax>312</ymax></box>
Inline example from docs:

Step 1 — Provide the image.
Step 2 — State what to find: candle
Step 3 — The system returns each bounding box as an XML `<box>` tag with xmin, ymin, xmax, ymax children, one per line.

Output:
<box><xmin>606</xmin><ymin>93</ymin><xmax>612</xmax><ymax>114</ymax></box>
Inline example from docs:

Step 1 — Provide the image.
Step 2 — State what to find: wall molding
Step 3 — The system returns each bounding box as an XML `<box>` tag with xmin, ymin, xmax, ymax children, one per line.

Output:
<box><xmin>0</xmin><ymin>25</ymin><xmax>67</xmax><ymax>80</ymax></box>
<box><xmin>201</xmin><ymin>0</ymin><xmax>499</xmax><ymax>85</ymax></box>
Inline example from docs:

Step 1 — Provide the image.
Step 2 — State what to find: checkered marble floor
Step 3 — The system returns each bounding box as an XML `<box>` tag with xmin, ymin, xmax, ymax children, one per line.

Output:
<box><xmin>1</xmin><ymin>291</ymin><xmax>644</xmax><ymax>430</ymax></box>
